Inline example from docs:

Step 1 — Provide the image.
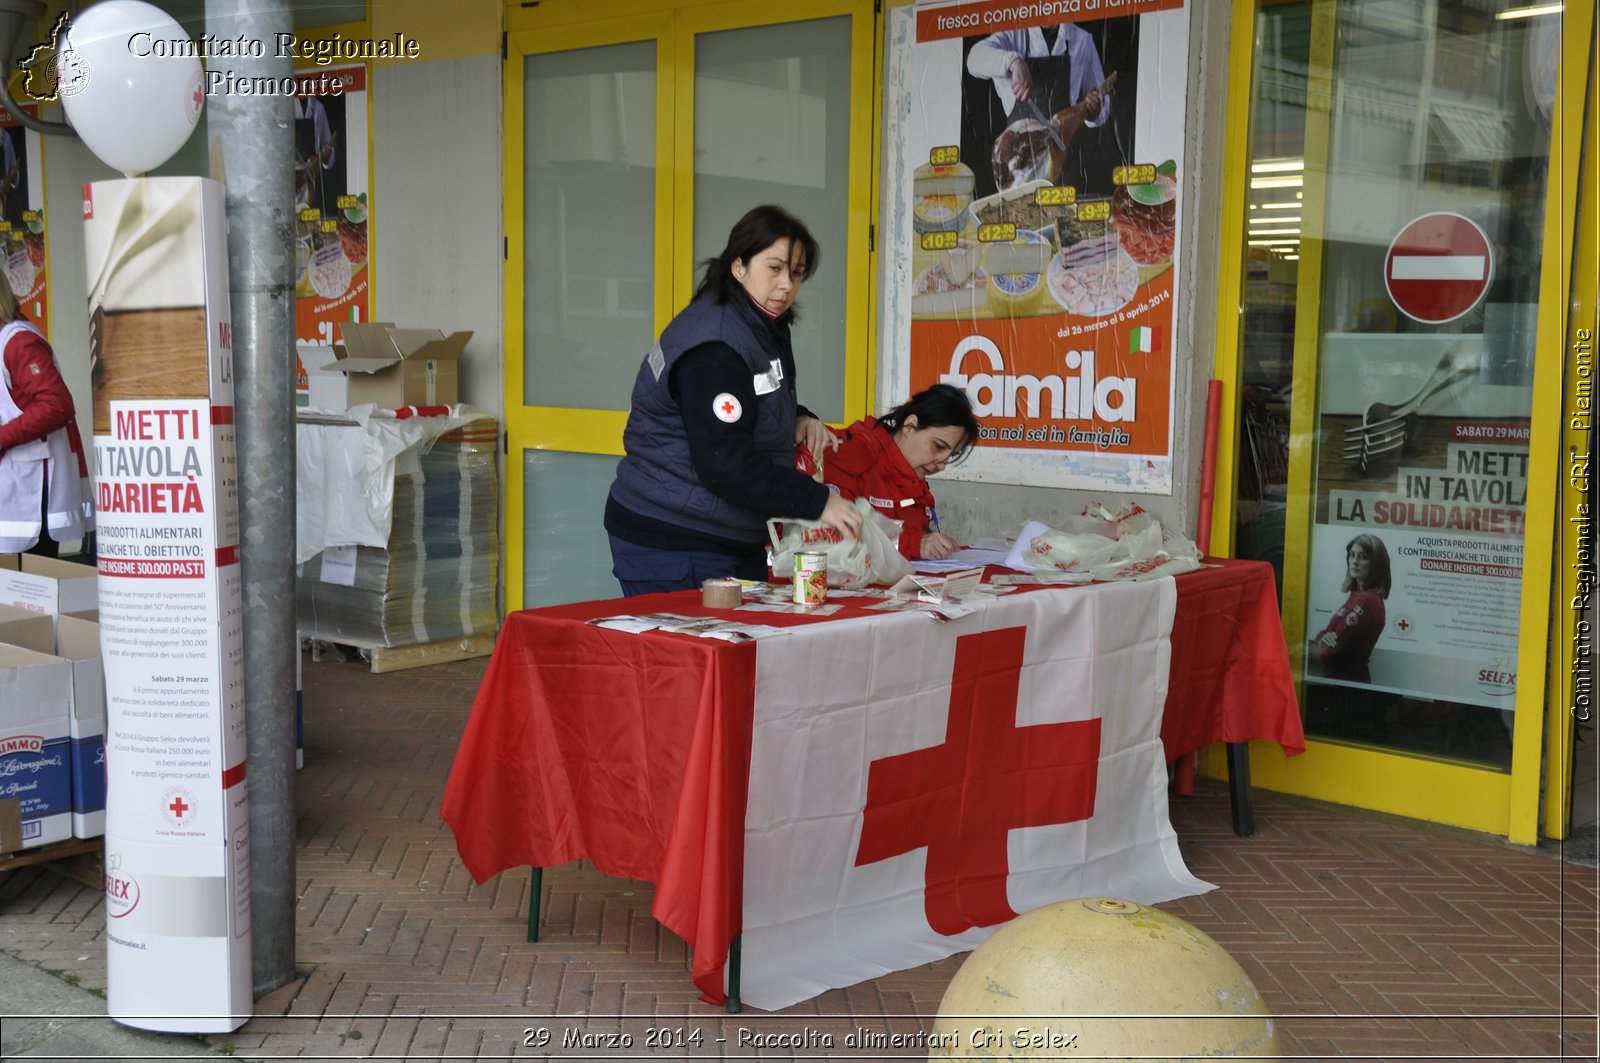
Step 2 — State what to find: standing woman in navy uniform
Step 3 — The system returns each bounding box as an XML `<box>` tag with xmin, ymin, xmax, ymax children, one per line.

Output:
<box><xmin>605</xmin><ymin>205</ymin><xmax>861</xmax><ymax>596</ymax></box>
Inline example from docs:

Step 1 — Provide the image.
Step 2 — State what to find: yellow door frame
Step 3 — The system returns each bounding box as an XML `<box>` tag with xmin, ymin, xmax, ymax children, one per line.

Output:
<box><xmin>1543</xmin><ymin>0</ymin><xmax>1598</xmax><ymax>839</ymax></box>
<box><xmin>503</xmin><ymin>14</ymin><xmax>675</xmax><ymax>612</ymax></box>
<box><xmin>1209</xmin><ymin>0</ymin><xmax>1593</xmax><ymax>841</ymax></box>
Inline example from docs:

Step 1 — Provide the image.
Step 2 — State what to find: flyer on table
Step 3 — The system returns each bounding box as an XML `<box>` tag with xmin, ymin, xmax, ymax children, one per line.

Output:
<box><xmin>904</xmin><ymin>0</ymin><xmax>1189</xmax><ymax>491</ymax></box>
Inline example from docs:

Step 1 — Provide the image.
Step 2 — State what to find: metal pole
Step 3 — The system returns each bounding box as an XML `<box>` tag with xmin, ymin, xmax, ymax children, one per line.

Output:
<box><xmin>205</xmin><ymin>0</ymin><xmax>297</xmax><ymax>996</ymax></box>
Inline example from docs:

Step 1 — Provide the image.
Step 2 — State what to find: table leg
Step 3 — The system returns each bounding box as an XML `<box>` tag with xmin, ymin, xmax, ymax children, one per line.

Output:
<box><xmin>725</xmin><ymin>935</ymin><xmax>742</xmax><ymax>1013</ymax></box>
<box><xmin>527</xmin><ymin>867</ymin><xmax>543</xmax><ymax>943</ymax></box>
<box><xmin>1226</xmin><ymin>742</ymin><xmax>1254</xmax><ymax>837</ymax></box>
<box><xmin>1172</xmin><ymin>752</ymin><xmax>1197</xmax><ymax>796</ymax></box>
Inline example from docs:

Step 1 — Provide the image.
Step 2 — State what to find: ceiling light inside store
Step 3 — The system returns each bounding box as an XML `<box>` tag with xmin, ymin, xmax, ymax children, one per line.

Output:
<box><xmin>1259</xmin><ymin>201</ymin><xmax>1300</xmax><ymax>210</ymax></box>
<box><xmin>1495</xmin><ymin>3</ymin><xmax>1562</xmax><ymax>20</ymax></box>
<box><xmin>1249</xmin><ymin>215</ymin><xmax>1301</xmax><ymax>225</ymax></box>
<box><xmin>1250</xmin><ymin>158</ymin><xmax>1304</xmax><ymax>174</ymax></box>
<box><xmin>1251</xmin><ymin>175</ymin><xmax>1304</xmax><ymax>189</ymax></box>
<box><xmin>1248</xmin><ymin>238</ymin><xmax>1301</xmax><ymax>246</ymax></box>
<box><xmin>1248</xmin><ymin>227</ymin><xmax>1302</xmax><ymax>236</ymax></box>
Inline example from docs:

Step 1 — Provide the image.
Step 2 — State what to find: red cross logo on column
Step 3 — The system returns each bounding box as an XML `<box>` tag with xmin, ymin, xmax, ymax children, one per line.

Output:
<box><xmin>854</xmin><ymin>626</ymin><xmax>1101</xmax><ymax>936</ymax></box>
<box><xmin>168</xmin><ymin>795</ymin><xmax>190</xmax><ymax>820</ymax></box>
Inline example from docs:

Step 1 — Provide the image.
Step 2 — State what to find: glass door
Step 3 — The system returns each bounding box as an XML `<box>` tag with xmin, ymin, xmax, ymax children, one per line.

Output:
<box><xmin>507</xmin><ymin>18</ymin><xmax>672</xmax><ymax>610</ymax></box>
<box><xmin>1217</xmin><ymin>0</ymin><xmax>1580</xmax><ymax>837</ymax></box>
<box><xmin>505</xmin><ymin>2</ymin><xmax>876</xmax><ymax>610</ymax></box>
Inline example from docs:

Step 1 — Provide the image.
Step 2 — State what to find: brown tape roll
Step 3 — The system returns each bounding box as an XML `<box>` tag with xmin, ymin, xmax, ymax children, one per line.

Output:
<box><xmin>701</xmin><ymin>578</ymin><xmax>742</xmax><ymax>609</ymax></box>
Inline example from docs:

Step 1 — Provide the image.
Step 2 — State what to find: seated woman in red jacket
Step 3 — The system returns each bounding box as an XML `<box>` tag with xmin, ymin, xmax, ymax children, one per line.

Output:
<box><xmin>823</xmin><ymin>384</ymin><xmax>979</xmax><ymax>560</ymax></box>
<box><xmin>1308</xmin><ymin>532</ymin><xmax>1391</xmax><ymax>683</ymax></box>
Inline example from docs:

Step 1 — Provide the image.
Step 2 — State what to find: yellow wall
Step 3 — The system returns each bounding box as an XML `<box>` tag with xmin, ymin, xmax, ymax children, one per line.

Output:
<box><xmin>371</xmin><ymin>0</ymin><xmax>499</xmax><ymax>63</ymax></box>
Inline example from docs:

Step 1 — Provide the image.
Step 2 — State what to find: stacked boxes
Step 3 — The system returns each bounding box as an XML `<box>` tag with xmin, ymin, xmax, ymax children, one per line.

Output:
<box><xmin>57</xmin><ymin>616</ymin><xmax>108</xmax><ymax>839</ymax></box>
<box><xmin>0</xmin><ymin>644</ymin><xmax>73</xmax><ymax>849</ymax></box>
<box><xmin>297</xmin><ymin>418</ymin><xmax>499</xmax><ymax>647</ymax></box>
<box><xmin>0</xmin><ymin>570</ymin><xmax>102</xmax><ymax>852</ymax></box>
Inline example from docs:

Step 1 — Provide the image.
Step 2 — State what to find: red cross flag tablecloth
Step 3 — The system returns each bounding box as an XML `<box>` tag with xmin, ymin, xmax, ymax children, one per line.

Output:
<box><xmin>441</xmin><ymin>559</ymin><xmax>1303</xmax><ymax>1009</ymax></box>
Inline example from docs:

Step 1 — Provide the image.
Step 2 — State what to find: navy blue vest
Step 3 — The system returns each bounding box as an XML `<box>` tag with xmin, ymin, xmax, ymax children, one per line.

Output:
<box><xmin>609</xmin><ymin>294</ymin><xmax>797</xmax><ymax>543</ymax></box>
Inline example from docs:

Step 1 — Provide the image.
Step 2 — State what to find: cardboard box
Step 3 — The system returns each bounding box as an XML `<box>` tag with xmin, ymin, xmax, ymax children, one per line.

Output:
<box><xmin>0</xmin><ymin>554</ymin><xmax>18</xmax><ymax>571</ymax></box>
<box><xmin>56</xmin><ymin>616</ymin><xmax>106</xmax><ymax>839</ymax></box>
<box><xmin>0</xmin><ymin>644</ymin><xmax>73</xmax><ymax>851</ymax></box>
<box><xmin>319</xmin><ymin>322</ymin><xmax>470</xmax><ymax>409</ymax></box>
<box><xmin>0</xmin><ymin>603</ymin><xmax>55</xmax><ymax>653</ymax></box>
<box><xmin>0</xmin><ymin>556</ymin><xmax>98</xmax><ymax>631</ymax></box>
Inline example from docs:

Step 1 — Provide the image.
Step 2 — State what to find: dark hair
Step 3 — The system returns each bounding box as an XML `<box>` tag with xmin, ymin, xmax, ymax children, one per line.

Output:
<box><xmin>878</xmin><ymin>384</ymin><xmax>980</xmax><ymax>465</ymax></box>
<box><xmin>694</xmin><ymin>205</ymin><xmax>820</xmax><ymax>308</ymax></box>
<box><xmin>1341</xmin><ymin>533</ymin><xmax>1392</xmax><ymax>598</ymax></box>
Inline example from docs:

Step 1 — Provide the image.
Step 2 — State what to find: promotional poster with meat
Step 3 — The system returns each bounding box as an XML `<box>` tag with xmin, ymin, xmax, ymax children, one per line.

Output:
<box><xmin>0</xmin><ymin>108</ymin><xmax>48</xmax><ymax>336</ymax></box>
<box><xmin>293</xmin><ymin>64</ymin><xmax>370</xmax><ymax>399</ymax></box>
<box><xmin>901</xmin><ymin>0</ymin><xmax>1188</xmax><ymax>491</ymax></box>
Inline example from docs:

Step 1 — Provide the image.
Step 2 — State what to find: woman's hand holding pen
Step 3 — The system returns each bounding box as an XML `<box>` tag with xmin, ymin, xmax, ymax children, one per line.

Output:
<box><xmin>921</xmin><ymin>532</ymin><xmax>958</xmax><ymax>561</ymax></box>
<box><xmin>921</xmin><ymin>507</ymin><xmax>956</xmax><ymax>559</ymax></box>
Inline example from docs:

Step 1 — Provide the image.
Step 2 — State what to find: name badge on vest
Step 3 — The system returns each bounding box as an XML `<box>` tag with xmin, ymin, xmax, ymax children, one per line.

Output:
<box><xmin>752</xmin><ymin>358</ymin><xmax>784</xmax><ymax>396</ymax></box>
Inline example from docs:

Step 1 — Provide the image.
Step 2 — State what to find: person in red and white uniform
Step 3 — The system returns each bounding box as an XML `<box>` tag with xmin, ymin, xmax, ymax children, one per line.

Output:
<box><xmin>1308</xmin><ymin>533</ymin><xmax>1391</xmax><ymax>683</ymax></box>
<box><xmin>0</xmin><ymin>279</ymin><xmax>92</xmax><ymax>556</ymax></box>
<box><xmin>823</xmin><ymin>384</ymin><xmax>979</xmax><ymax>562</ymax></box>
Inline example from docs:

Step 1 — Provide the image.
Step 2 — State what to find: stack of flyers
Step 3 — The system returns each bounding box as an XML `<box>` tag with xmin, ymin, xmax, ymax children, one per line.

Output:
<box><xmin>988</xmin><ymin>572</ymin><xmax>1094</xmax><ymax>587</ymax></box>
<box><xmin>587</xmin><ymin>612</ymin><xmax>794</xmax><ymax>640</ymax></box>
<box><xmin>886</xmin><ymin>566</ymin><xmax>987</xmax><ymax>603</ymax></box>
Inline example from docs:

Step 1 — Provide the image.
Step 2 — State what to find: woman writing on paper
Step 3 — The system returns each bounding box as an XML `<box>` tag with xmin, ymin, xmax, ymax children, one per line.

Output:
<box><xmin>823</xmin><ymin>384</ymin><xmax>979</xmax><ymax>561</ymax></box>
<box><xmin>606</xmin><ymin>205</ymin><xmax>862</xmax><ymax>595</ymax></box>
<box><xmin>0</xmin><ymin>280</ymin><xmax>92</xmax><ymax>557</ymax></box>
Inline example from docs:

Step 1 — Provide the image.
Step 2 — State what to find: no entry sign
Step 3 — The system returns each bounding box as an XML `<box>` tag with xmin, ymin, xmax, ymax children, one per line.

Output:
<box><xmin>1384</xmin><ymin>212</ymin><xmax>1494</xmax><ymax>324</ymax></box>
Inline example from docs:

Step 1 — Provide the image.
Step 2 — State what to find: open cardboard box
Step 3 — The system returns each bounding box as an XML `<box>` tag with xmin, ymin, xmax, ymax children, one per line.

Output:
<box><xmin>318</xmin><ymin>323</ymin><xmax>471</xmax><ymax>409</ymax></box>
<box><xmin>0</xmin><ymin>556</ymin><xmax>97</xmax><ymax>634</ymax></box>
<box><xmin>0</xmin><ymin>643</ymin><xmax>73</xmax><ymax>851</ymax></box>
<box><xmin>0</xmin><ymin>603</ymin><xmax>54</xmax><ymax>654</ymax></box>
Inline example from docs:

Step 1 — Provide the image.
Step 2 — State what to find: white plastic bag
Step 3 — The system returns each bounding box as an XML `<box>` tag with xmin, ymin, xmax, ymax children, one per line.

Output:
<box><xmin>768</xmin><ymin>499</ymin><xmax>913</xmax><ymax>589</ymax></box>
<box><xmin>1018</xmin><ymin>529</ymin><xmax>1121</xmax><ymax>573</ymax></box>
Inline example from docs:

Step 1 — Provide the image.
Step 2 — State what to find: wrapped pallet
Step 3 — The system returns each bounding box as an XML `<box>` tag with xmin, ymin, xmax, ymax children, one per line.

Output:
<box><xmin>296</xmin><ymin>411</ymin><xmax>498</xmax><ymax>653</ymax></box>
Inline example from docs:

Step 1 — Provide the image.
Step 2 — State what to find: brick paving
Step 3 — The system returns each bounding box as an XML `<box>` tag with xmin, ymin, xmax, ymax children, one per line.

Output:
<box><xmin>1</xmin><ymin>652</ymin><xmax>1595</xmax><ymax>1061</ymax></box>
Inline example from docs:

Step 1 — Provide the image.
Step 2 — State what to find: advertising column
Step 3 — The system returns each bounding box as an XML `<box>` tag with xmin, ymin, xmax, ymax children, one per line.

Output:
<box><xmin>86</xmin><ymin>177</ymin><xmax>250</xmax><ymax>1032</ymax></box>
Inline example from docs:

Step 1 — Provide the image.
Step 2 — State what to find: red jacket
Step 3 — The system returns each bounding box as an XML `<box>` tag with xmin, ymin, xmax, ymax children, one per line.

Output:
<box><xmin>0</xmin><ymin>326</ymin><xmax>74</xmax><ymax>451</ymax></box>
<box><xmin>1310</xmin><ymin>590</ymin><xmax>1386</xmax><ymax>683</ymax></box>
<box><xmin>823</xmin><ymin>417</ymin><xmax>936</xmax><ymax>560</ymax></box>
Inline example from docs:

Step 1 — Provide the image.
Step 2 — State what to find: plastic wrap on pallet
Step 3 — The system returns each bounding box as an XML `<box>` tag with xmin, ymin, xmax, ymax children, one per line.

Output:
<box><xmin>297</xmin><ymin>422</ymin><xmax>499</xmax><ymax>648</ymax></box>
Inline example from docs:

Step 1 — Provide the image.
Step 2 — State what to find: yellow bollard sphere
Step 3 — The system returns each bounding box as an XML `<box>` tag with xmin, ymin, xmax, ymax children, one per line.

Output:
<box><xmin>929</xmin><ymin>898</ymin><xmax>1281</xmax><ymax>1061</ymax></box>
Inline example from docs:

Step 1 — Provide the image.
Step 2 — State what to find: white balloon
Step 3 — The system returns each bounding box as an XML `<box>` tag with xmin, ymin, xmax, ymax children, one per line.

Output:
<box><xmin>58</xmin><ymin>1</ymin><xmax>204</xmax><ymax>177</ymax></box>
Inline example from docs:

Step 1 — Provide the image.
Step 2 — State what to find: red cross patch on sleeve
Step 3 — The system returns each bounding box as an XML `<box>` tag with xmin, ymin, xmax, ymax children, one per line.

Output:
<box><xmin>712</xmin><ymin>393</ymin><xmax>743</xmax><ymax>423</ymax></box>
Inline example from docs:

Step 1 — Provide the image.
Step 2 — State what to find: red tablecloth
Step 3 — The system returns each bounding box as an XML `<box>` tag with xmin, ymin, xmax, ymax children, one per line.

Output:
<box><xmin>442</xmin><ymin>558</ymin><xmax>1302</xmax><ymax>1003</ymax></box>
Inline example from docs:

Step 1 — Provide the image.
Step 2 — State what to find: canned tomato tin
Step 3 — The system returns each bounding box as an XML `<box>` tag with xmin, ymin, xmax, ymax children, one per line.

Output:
<box><xmin>793</xmin><ymin>551</ymin><xmax>828</xmax><ymax>606</ymax></box>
